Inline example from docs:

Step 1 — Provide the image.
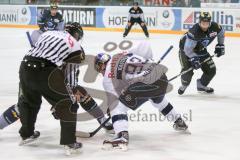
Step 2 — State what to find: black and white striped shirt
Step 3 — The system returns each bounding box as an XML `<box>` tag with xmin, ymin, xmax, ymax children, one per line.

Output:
<box><xmin>128</xmin><ymin>7</ymin><xmax>144</xmax><ymax>22</ymax></box>
<box><xmin>65</xmin><ymin>63</ymin><xmax>80</xmax><ymax>87</ymax></box>
<box><xmin>64</xmin><ymin>46</ymin><xmax>85</xmax><ymax>88</ymax></box>
<box><xmin>27</xmin><ymin>31</ymin><xmax>82</xmax><ymax>67</ymax></box>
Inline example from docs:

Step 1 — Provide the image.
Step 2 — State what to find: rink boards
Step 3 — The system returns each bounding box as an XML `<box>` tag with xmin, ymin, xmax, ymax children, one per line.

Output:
<box><xmin>0</xmin><ymin>5</ymin><xmax>240</xmax><ymax>37</ymax></box>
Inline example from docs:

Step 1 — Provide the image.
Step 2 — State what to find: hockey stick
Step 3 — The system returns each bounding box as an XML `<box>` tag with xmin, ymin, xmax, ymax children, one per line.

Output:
<box><xmin>142</xmin><ymin>45</ymin><xmax>173</xmax><ymax>76</ymax></box>
<box><xmin>26</xmin><ymin>31</ymin><xmax>35</xmax><ymax>47</ymax></box>
<box><xmin>157</xmin><ymin>45</ymin><xmax>174</xmax><ymax>64</ymax></box>
<box><xmin>168</xmin><ymin>54</ymin><xmax>216</xmax><ymax>82</ymax></box>
<box><xmin>76</xmin><ymin>45</ymin><xmax>174</xmax><ymax>138</ymax></box>
<box><xmin>75</xmin><ymin>116</ymin><xmax>111</xmax><ymax>138</ymax></box>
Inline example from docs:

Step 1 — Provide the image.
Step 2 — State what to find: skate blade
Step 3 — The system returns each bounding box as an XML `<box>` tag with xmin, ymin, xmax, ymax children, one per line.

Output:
<box><xmin>102</xmin><ymin>143</ymin><xmax>128</xmax><ymax>151</ymax></box>
<box><xmin>197</xmin><ymin>90</ymin><xmax>214</xmax><ymax>94</ymax></box>
<box><xmin>19</xmin><ymin>138</ymin><xmax>38</xmax><ymax>146</ymax></box>
<box><xmin>176</xmin><ymin>129</ymin><xmax>191</xmax><ymax>135</ymax></box>
<box><xmin>64</xmin><ymin>147</ymin><xmax>82</xmax><ymax>156</ymax></box>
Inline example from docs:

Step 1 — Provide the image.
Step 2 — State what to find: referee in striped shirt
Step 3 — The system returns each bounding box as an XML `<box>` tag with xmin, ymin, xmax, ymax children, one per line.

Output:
<box><xmin>18</xmin><ymin>22</ymin><xmax>85</xmax><ymax>151</ymax></box>
<box><xmin>123</xmin><ymin>2</ymin><xmax>149</xmax><ymax>38</ymax></box>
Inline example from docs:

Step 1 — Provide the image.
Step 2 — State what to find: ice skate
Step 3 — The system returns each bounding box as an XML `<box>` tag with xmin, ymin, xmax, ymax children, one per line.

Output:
<box><xmin>197</xmin><ymin>79</ymin><xmax>214</xmax><ymax>93</ymax></box>
<box><xmin>173</xmin><ymin>118</ymin><xmax>191</xmax><ymax>134</ymax></box>
<box><xmin>102</xmin><ymin>131</ymin><xmax>129</xmax><ymax>151</ymax></box>
<box><xmin>64</xmin><ymin>142</ymin><xmax>82</xmax><ymax>156</ymax></box>
<box><xmin>178</xmin><ymin>85</ymin><xmax>188</xmax><ymax>95</ymax></box>
<box><xmin>19</xmin><ymin>131</ymin><xmax>40</xmax><ymax>146</ymax></box>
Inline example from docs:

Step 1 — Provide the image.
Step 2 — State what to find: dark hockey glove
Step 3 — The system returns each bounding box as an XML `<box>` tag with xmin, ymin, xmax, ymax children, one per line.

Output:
<box><xmin>190</xmin><ymin>57</ymin><xmax>201</xmax><ymax>70</ymax></box>
<box><xmin>72</xmin><ymin>85</ymin><xmax>87</xmax><ymax>95</ymax></box>
<box><xmin>39</xmin><ymin>25</ymin><xmax>47</xmax><ymax>32</ymax></box>
<box><xmin>214</xmin><ymin>44</ymin><xmax>225</xmax><ymax>57</ymax></box>
<box><xmin>72</xmin><ymin>85</ymin><xmax>87</xmax><ymax>103</ymax></box>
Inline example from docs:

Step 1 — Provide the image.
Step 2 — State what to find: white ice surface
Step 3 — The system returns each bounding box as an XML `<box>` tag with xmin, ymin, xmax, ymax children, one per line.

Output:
<box><xmin>0</xmin><ymin>28</ymin><xmax>240</xmax><ymax>160</ymax></box>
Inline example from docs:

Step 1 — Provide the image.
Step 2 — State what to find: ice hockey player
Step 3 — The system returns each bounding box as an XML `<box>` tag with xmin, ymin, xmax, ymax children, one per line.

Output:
<box><xmin>54</xmin><ymin>22</ymin><xmax>114</xmax><ymax>134</ymax></box>
<box><xmin>31</xmin><ymin>2</ymin><xmax>64</xmax><ymax>45</ymax></box>
<box><xmin>123</xmin><ymin>2</ymin><xmax>149</xmax><ymax>38</ymax></box>
<box><xmin>178</xmin><ymin>12</ymin><xmax>225</xmax><ymax>95</ymax></box>
<box><xmin>94</xmin><ymin>42</ymin><xmax>189</xmax><ymax>150</ymax></box>
<box><xmin>0</xmin><ymin>23</ymin><xmax>113</xmax><ymax>141</ymax></box>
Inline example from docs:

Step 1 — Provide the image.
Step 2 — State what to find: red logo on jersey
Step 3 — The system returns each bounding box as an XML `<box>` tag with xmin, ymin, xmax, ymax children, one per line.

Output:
<box><xmin>68</xmin><ymin>36</ymin><xmax>74</xmax><ymax>48</ymax></box>
<box><xmin>108</xmin><ymin>73</ymin><xmax>114</xmax><ymax>78</ymax></box>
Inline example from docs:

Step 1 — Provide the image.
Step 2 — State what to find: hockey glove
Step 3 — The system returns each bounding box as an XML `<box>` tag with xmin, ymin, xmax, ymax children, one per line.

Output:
<box><xmin>72</xmin><ymin>85</ymin><xmax>86</xmax><ymax>103</ymax></box>
<box><xmin>190</xmin><ymin>57</ymin><xmax>201</xmax><ymax>70</ymax></box>
<box><xmin>214</xmin><ymin>44</ymin><xmax>225</xmax><ymax>57</ymax></box>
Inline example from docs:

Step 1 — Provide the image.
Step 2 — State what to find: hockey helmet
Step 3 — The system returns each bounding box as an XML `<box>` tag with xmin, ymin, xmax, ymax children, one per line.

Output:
<box><xmin>94</xmin><ymin>53</ymin><xmax>111</xmax><ymax>72</ymax></box>
<box><xmin>65</xmin><ymin>22</ymin><xmax>84</xmax><ymax>41</ymax></box>
<box><xmin>133</xmin><ymin>2</ymin><xmax>139</xmax><ymax>6</ymax></box>
<box><xmin>199</xmin><ymin>12</ymin><xmax>211</xmax><ymax>22</ymax></box>
<box><xmin>50</xmin><ymin>3</ymin><xmax>58</xmax><ymax>9</ymax></box>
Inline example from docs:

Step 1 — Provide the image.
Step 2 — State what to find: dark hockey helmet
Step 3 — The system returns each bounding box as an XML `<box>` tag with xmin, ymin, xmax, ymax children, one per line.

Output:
<box><xmin>50</xmin><ymin>2</ymin><xmax>58</xmax><ymax>9</ymax></box>
<box><xmin>199</xmin><ymin>12</ymin><xmax>211</xmax><ymax>22</ymax></box>
<box><xmin>64</xmin><ymin>21</ymin><xmax>73</xmax><ymax>29</ymax></box>
<box><xmin>65</xmin><ymin>22</ymin><xmax>84</xmax><ymax>41</ymax></box>
<box><xmin>94</xmin><ymin>53</ymin><xmax>111</xmax><ymax>72</ymax></box>
<box><xmin>133</xmin><ymin>2</ymin><xmax>139</xmax><ymax>6</ymax></box>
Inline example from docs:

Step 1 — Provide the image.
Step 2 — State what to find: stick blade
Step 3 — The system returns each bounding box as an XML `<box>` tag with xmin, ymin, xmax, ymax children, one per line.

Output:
<box><xmin>75</xmin><ymin>131</ymin><xmax>91</xmax><ymax>138</ymax></box>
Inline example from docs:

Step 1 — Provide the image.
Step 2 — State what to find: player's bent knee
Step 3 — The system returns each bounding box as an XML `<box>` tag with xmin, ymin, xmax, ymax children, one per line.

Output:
<box><xmin>210</xmin><ymin>66</ymin><xmax>216</xmax><ymax>77</ymax></box>
<box><xmin>205</xmin><ymin>66</ymin><xmax>216</xmax><ymax>79</ymax></box>
<box><xmin>151</xmin><ymin>97</ymin><xmax>170</xmax><ymax>112</ymax></box>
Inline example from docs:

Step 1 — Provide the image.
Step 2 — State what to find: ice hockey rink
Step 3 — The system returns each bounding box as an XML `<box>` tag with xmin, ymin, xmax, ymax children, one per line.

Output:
<box><xmin>0</xmin><ymin>27</ymin><xmax>240</xmax><ymax>160</ymax></box>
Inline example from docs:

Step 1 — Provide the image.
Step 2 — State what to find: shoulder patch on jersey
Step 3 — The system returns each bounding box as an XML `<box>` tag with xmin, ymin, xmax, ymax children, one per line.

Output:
<box><xmin>108</xmin><ymin>73</ymin><xmax>114</xmax><ymax>78</ymax></box>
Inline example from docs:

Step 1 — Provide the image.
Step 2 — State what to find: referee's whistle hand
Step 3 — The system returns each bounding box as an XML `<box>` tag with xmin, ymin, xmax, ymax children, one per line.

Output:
<box><xmin>74</xmin><ymin>91</ymin><xmax>84</xmax><ymax>103</ymax></box>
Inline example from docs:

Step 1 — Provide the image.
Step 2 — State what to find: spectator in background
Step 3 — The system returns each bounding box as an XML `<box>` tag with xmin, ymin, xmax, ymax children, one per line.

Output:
<box><xmin>231</xmin><ymin>0</ymin><xmax>239</xmax><ymax>2</ymax></box>
<box><xmin>210</xmin><ymin>0</ymin><xmax>230</xmax><ymax>2</ymax></box>
<box><xmin>26</xmin><ymin>0</ymin><xmax>36</xmax><ymax>4</ymax></box>
<box><xmin>172</xmin><ymin>0</ymin><xmax>186</xmax><ymax>7</ymax></box>
<box><xmin>189</xmin><ymin>0</ymin><xmax>201</xmax><ymax>7</ymax></box>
